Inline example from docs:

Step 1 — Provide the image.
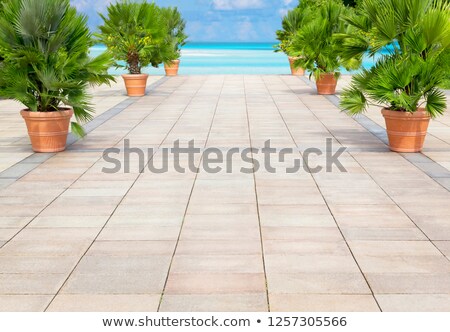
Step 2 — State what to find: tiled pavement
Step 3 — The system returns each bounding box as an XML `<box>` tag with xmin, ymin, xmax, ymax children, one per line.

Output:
<box><xmin>0</xmin><ymin>75</ymin><xmax>450</xmax><ymax>312</ymax></box>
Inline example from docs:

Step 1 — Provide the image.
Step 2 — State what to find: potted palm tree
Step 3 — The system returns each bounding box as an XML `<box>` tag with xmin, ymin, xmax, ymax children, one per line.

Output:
<box><xmin>161</xmin><ymin>7</ymin><xmax>187</xmax><ymax>76</ymax></box>
<box><xmin>340</xmin><ymin>0</ymin><xmax>450</xmax><ymax>153</ymax></box>
<box><xmin>98</xmin><ymin>0</ymin><xmax>167</xmax><ymax>97</ymax></box>
<box><xmin>275</xmin><ymin>1</ymin><xmax>320</xmax><ymax>76</ymax></box>
<box><xmin>0</xmin><ymin>0</ymin><xmax>114</xmax><ymax>153</ymax></box>
<box><xmin>275</xmin><ymin>7</ymin><xmax>311</xmax><ymax>76</ymax></box>
<box><xmin>289</xmin><ymin>0</ymin><xmax>359</xmax><ymax>94</ymax></box>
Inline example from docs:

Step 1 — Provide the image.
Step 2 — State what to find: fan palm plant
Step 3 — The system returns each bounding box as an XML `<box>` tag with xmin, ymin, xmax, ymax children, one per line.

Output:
<box><xmin>98</xmin><ymin>0</ymin><xmax>166</xmax><ymax>74</ymax></box>
<box><xmin>275</xmin><ymin>7</ymin><xmax>311</xmax><ymax>55</ymax></box>
<box><xmin>160</xmin><ymin>7</ymin><xmax>188</xmax><ymax>76</ymax></box>
<box><xmin>289</xmin><ymin>0</ymin><xmax>359</xmax><ymax>93</ymax></box>
<box><xmin>275</xmin><ymin>7</ymin><xmax>312</xmax><ymax>76</ymax></box>
<box><xmin>0</xmin><ymin>0</ymin><xmax>114</xmax><ymax>152</ymax></box>
<box><xmin>276</xmin><ymin>0</ymin><xmax>333</xmax><ymax>54</ymax></box>
<box><xmin>339</xmin><ymin>0</ymin><xmax>450</xmax><ymax>152</ymax></box>
<box><xmin>275</xmin><ymin>1</ymin><xmax>319</xmax><ymax>75</ymax></box>
<box><xmin>161</xmin><ymin>7</ymin><xmax>187</xmax><ymax>59</ymax></box>
<box><xmin>97</xmin><ymin>0</ymin><xmax>168</xmax><ymax>96</ymax></box>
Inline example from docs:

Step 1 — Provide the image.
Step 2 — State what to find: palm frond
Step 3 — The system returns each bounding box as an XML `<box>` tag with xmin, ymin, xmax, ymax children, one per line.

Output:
<box><xmin>340</xmin><ymin>86</ymin><xmax>368</xmax><ymax>115</ymax></box>
<box><xmin>71</xmin><ymin>122</ymin><xmax>86</xmax><ymax>138</ymax></box>
<box><xmin>425</xmin><ymin>88</ymin><xmax>447</xmax><ymax>117</ymax></box>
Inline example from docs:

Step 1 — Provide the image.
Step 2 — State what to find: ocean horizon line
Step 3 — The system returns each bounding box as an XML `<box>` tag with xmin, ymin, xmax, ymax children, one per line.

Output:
<box><xmin>92</xmin><ymin>41</ymin><xmax>278</xmax><ymax>48</ymax></box>
<box><xmin>89</xmin><ymin>42</ymin><xmax>377</xmax><ymax>75</ymax></box>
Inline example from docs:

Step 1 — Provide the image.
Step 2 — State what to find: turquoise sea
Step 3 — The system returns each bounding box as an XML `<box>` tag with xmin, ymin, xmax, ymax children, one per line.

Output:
<box><xmin>90</xmin><ymin>42</ymin><xmax>380</xmax><ymax>75</ymax></box>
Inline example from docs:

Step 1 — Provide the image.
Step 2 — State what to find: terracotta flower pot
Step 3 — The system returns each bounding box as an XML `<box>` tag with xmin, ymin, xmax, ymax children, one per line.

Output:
<box><xmin>164</xmin><ymin>60</ymin><xmax>180</xmax><ymax>76</ymax></box>
<box><xmin>382</xmin><ymin>108</ymin><xmax>431</xmax><ymax>153</ymax></box>
<box><xmin>21</xmin><ymin>108</ymin><xmax>73</xmax><ymax>153</ymax></box>
<box><xmin>316</xmin><ymin>73</ymin><xmax>338</xmax><ymax>95</ymax></box>
<box><xmin>122</xmin><ymin>74</ymin><xmax>149</xmax><ymax>97</ymax></box>
<box><xmin>288</xmin><ymin>56</ymin><xmax>305</xmax><ymax>76</ymax></box>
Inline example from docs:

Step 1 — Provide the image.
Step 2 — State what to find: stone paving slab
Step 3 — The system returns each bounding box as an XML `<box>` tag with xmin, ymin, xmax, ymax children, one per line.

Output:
<box><xmin>47</xmin><ymin>294</ymin><xmax>161</xmax><ymax>312</ymax></box>
<box><xmin>0</xmin><ymin>75</ymin><xmax>449</xmax><ymax>312</ymax></box>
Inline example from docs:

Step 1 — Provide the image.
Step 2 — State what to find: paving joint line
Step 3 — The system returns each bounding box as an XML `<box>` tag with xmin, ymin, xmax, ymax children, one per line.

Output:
<box><xmin>244</xmin><ymin>75</ymin><xmax>271</xmax><ymax>312</ymax></box>
<box><xmin>280</xmin><ymin>75</ymin><xmax>383</xmax><ymax>311</ymax></box>
<box><xmin>157</xmin><ymin>76</ymin><xmax>226</xmax><ymax>312</ymax></box>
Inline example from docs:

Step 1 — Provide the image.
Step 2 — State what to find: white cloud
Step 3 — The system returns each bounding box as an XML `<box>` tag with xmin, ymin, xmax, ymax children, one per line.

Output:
<box><xmin>278</xmin><ymin>0</ymin><xmax>297</xmax><ymax>18</ymax></box>
<box><xmin>278</xmin><ymin>8</ymin><xmax>288</xmax><ymax>17</ymax></box>
<box><xmin>235</xmin><ymin>19</ymin><xmax>258</xmax><ymax>41</ymax></box>
<box><xmin>71</xmin><ymin>0</ymin><xmax>112</xmax><ymax>12</ymax></box>
<box><xmin>203</xmin><ymin>21</ymin><xmax>222</xmax><ymax>41</ymax></box>
<box><xmin>212</xmin><ymin>0</ymin><xmax>265</xmax><ymax>10</ymax></box>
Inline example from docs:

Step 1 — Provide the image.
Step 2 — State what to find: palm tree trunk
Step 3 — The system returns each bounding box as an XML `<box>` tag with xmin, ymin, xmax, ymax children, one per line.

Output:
<box><xmin>127</xmin><ymin>52</ymin><xmax>141</xmax><ymax>74</ymax></box>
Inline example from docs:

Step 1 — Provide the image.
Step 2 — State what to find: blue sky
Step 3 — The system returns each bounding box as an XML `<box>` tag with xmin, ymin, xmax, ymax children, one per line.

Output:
<box><xmin>70</xmin><ymin>0</ymin><xmax>298</xmax><ymax>42</ymax></box>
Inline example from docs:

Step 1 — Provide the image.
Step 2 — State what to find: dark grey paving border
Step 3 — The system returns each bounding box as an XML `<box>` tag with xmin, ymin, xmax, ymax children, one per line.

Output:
<box><xmin>298</xmin><ymin>76</ymin><xmax>450</xmax><ymax>192</ymax></box>
<box><xmin>0</xmin><ymin>76</ymin><xmax>169</xmax><ymax>189</ymax></box>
